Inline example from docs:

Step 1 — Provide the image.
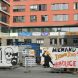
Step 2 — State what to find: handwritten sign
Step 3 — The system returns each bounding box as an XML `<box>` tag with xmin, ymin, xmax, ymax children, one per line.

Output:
<box><xmin>41</xmin><ymin>47</ymin><xmax>78</xmax><ymax>68</ymax></box>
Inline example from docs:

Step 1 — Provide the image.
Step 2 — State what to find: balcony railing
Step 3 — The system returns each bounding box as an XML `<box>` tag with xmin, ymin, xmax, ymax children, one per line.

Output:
<box><xmin>0</xmin><ymin>1</ymin><xmax>10</xmax><ymax>14</ymax></box>
<box><xmin>2</xmin><ymin>0</ymin><xmax>10</xmax><ymax>5</ymax></box>
<box><xmin>3</xmin><ymin>0</ymin><xmax>9</xmax><ymax>2</ymax></box>
<box><xmin>1</xmin><ymin>7</ymin><xmax>9</xmax><ymax>13</ymax></box>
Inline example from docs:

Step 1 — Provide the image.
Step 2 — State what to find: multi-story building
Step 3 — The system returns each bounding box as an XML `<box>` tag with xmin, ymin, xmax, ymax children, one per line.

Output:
<box><xmin>10</xmin><ymin>0</ymin><xmax>78</xmax><ymax>32</ymax></box>
<box><xmin>0</xmin><ymin>0</ymin><xmax>78</xmax><ymax>66</ymax></box>
<box><xmin>0</xmin><ymin>0</ymin><xmax>10</xmax><ymax>45</ymax></box>
<box><xmin>1</xmin><ymin>0</ymin><xmax>78</xmax><ymax>47</ymax></box>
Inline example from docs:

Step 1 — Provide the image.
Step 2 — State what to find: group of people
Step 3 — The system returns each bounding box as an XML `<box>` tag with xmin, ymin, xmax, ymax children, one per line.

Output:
<box><xmin>42</xmin><ymin>50</ymin><xmax>54</xmax><ymax>68</ymax></box>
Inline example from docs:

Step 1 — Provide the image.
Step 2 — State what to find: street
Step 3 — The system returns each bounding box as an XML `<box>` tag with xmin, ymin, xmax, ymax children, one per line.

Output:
<box><xmin>0</xmin><ymin>65</ymin><xmax>78</xmax><ymax>78</ymax></box>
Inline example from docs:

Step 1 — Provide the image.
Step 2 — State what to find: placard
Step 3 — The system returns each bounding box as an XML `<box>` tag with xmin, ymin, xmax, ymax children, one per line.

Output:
<box><xmin>40</xmin><ymin>47</ymin><xmax>78</xmax><ymax>68</ymax></box>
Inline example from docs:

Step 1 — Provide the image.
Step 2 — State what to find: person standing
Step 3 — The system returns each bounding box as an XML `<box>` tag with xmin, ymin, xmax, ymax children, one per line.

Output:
<box><xmin>42</xmin><ymin>50</ymin><xmax>54</xmax><ymax>68</ymax></box>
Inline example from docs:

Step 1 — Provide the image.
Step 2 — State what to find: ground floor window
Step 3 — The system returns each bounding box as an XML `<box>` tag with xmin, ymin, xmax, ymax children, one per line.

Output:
<box><xmin>7</xmin><ymin>39</ymin><xmax>13</xmax><ymax>45</ymax></box>
<box><xmin>73</xmin><ymin>38</ymin><xmax>78</xmax><ymax>45</ymax></box>
<box><xmin>59</xmin><ymin>38</ymin><xmax>67</xmax><ymax>45</ymax></box>
<box><xmin>50</xmin><ymin>38</ymin><xmax>57</xmax><ymax>45</ymax></box>
<box><xmin>36</xmin><ymin>39</ymin><xmax>44</xmax><ymax>45</ymax></box>
<box><xmin>24</xmin><ymin>39</ymin><xmax>32</xmax><ymax>43</ymax></box>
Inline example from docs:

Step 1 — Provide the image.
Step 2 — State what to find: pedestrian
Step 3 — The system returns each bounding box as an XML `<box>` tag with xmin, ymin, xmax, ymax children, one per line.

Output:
<box><xmin>42</xmin><ymin>50</ymin><xmax>54</xmax><ymax>68</ymax></box>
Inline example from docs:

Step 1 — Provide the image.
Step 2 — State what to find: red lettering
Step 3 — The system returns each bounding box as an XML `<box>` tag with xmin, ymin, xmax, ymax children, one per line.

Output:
<box><xmin>73</xmin><ymin>61</ymin><xmax>76</xmax><ymax>66</ymax></box>
<box><xmin>61</xmin><ymin>61</ymin><xmax>66</xmax><ymax>66</ymax></box>
<box><xmin>67</xmin><ymin>61</ymin><xmax>72</xmax><ymax>66</ymax></box>
<box><xmin>54</xmin><ymin>61</ymin><xmax>76</xmax><ymax>68</ymax></box>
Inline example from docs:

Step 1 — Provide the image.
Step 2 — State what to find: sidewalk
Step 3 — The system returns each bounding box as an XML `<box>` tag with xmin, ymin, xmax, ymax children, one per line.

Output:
<box><xmin>14</xmin><ymin>65</ymin><xmax>51</xmax><ymax>73</ymax></box>
<box><xmin>0</xmin><ymin>65</ymin><xmax>78</xmax><ymax>78</ymax></box>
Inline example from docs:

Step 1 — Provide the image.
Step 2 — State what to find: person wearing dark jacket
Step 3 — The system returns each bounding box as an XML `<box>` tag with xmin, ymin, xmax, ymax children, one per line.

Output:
<box><xmin>42</xmin><ymin>51</ymin><xmax>54</xmax><ymax>68</ymax></box>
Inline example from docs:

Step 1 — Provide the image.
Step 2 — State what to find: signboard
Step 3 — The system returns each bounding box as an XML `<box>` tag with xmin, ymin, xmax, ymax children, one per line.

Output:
<box><xmin>41</xmin><ymin>32</ymin><xmax>49</xmax><ymax>36</ymax></box>
<box><xmin>50</xmin><ymin>32</ymin><xmax>59</xmax><ymax>36</ymax></box>
<box><xmin>10</xmin><ymin>33</ymin><xmax>18</xmax><ymax>36</ymax></box>
<box><xmin>32</xmin><ymin>32</ymin><xmax>41</xmax><ymax>36</ymax></box>
<box><xmin>59</xmin><ymin>32</ymin><xmax>66</xmax><ymax>36</ymax></box>
<box><xmin>22</xmin><ymin>49</ymin><xmax>35</xmax><ymax>56</ymax></box>
<box><xmin>40</xmin><ymin>47</ymin><xmax>78</xmax><ymax>68</ymax></box>
<box><xmin>66</xmin><ymin>32</ymin><xmax>78</xmax><ymax>35</ymax></box>
<box><xmin>21</xmin><ymin>46</ymin><xmax>36</xmax><ymax>67</ymax></box>
<box><xmin>18</xmin><ymin>32</ymin><xmax>32</xmax><ymax>36</ymax></box>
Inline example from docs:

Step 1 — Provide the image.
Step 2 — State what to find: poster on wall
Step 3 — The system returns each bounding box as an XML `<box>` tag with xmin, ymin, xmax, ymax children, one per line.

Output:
<box><xmin>22</xmin><ymin>48</ymin><xmax>35</xmax><ymax>56</ymax></box>
<box><xmin>40</xmin><ymin>47</ymin><xmax>78</xmax><ymax>68</ymax></box>
<box><xmin>0</xmin><ymin>46</ymin><xmax>18</xmax><ymax>67</ymax></box>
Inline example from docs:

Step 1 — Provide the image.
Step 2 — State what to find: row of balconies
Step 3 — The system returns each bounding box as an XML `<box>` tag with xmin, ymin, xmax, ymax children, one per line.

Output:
<box><xmin>0</xmin><ymin>0</ymin><xmax>10</xmax><ymax>26</ymax></box>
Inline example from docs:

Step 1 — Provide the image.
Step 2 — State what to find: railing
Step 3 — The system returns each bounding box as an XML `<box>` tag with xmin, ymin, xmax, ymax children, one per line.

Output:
<box><xmin>3</xmin><ymin>0</ymin><xmax>10</xmax><ymax>2</ymax></box>
<box><xmin>2</xmin><ymin>0</ymin><xmax>10</xmax><ymax>5</ymax></box>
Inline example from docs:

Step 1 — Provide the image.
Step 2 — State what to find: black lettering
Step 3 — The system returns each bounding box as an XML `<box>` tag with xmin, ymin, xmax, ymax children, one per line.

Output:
<box><xmin>65</xmin><ymin>48</ymin><xmax>69</xmax><ymax>52</ymax></box>
<box><xmin>52</xmin><ymin>48</ymin><xmax>57</xmax><ymax>52</ymax></box>
<box><xmin>69</xmin><ymin>47</ymin><xmax>72</xmax><ymax>52</ymax></box>
<box><xmin>61</xmin><ymin>48</ymin><xmax>64</xmax><ymax>52</ymax></box>
<box><xmin>58</xmin><ymin>48</ymin><xmax>61</xmax><ymax>52</ymax></box>
<box><xmin>72</xmin><ymin>48</ymin><xmax>76</xmax><ymax>52</ymax></box>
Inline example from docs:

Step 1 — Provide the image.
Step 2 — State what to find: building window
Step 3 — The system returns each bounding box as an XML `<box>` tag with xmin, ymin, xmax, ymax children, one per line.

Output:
<box><xmin>0</xmin><ymin>14</ymin><xmax>7</xmax><ymax>23</ymax></box>
<box><xmin>7</xmin><ymin>39</ymin><xmax>13</xmax><ymax>45</ymax></box>
<box><xmin>59</xmin><ymin>38</ymin><xmax>67</xmax><ymax>45</ymax></box>
<box><xmin>1</xmin><ymin>26</ymin><xmax>9</xmax><ymax>33</ymax></box>
<box><xmin>53</xmin><ymin>14</ymin><xmax>68</xmax><ymax>21</ymax></box>
<box><xmin>13</xmin><ymin>16</ymin><xmax>25</xmax><ymax>22</ymax></box>
<box><xmin>15</xmin><ymin>39</ymin><xmax>19</xmax><ymax>43</ymax></box>
<box><xmin>50</xmin><ymin>38</ymin><xmax>57</xmax><ymax>45</ymax></box>
<box><xmin>44</xmin><ymin>28</ymin><xmax>50</xmax><ymax>32</ymax></box>
<box><xmin>31</xmin><ymin>28</ymin><xmax>41</xmax><ymax>32</ymax></box>
<box><xmin>74</xmin><ymin>2</ymin><xmax>78</xmax><ymax>10</ymax></box>
<box><xmin>0</xmin><ymin>13</ymin><xmax>8</xmax><ymax>23</ymax></box>
<box><xmin>30</xmin><ymin>4</ymin><xmax>47</xmax><ymax>11</ymax></box>
<box><xmin>24</xmin><ymin>39</ymin><xmax>32</xmax><ymax>44</ymax></box>
<box><xmin>51</xmin><ymin>3</ymin><xmax>68</xmax><ymax>10</ymax></box>
<box><xmin>41</xmin><ymin>15</ymin><xmax>48</xmax><ymax>22</ymax></box>
<box><xmin>30</xmin><ymin>15</ymin><xmax>37</xmax><ymax>22</ymax></box>
<box><xmin>13</xmin><ymin>5</ymin><xmax>25</xmax><ymax>12</ymax></box>
<box><xmin>74</xmin><ymin>14</ymin><xmax>78</xmax><ymax>20</ymax></box>
<box><xmin>73</xmin><ymin>38</ymin><xmax>78</xmax><ymax>44</ymax></box>
<box><xmin>36</xmin><ymin>39</ymin><xmax>44</xmax><ymax>44</ymax></box>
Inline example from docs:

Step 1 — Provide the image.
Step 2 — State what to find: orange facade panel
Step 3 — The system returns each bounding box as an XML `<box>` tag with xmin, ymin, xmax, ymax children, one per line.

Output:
<box><xmin>66</xmin><ymin>32</ymin><xmax>78</xmax><ymax>35</ymax></box>
<box><xmin>10</xmin><ymin>0</ymin><xmax>78</xmax><ymax>27</ymax></box>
